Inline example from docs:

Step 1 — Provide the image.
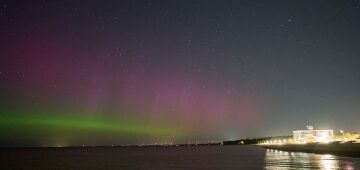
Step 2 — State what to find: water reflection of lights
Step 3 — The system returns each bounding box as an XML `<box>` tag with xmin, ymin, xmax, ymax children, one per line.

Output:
<box><xmin>319</xmin><ymin>154</ymin><xmax>338</xmax><ymax>170</ymax></box>
<box><xmin>265</xmin><ymin>149</ymin><xmax>358</xmax><ymax>170</ymax></box>
<box><xmin>344</xmin><ymin>161</ymin><xmax>354</xmax><ymax>170</ymax></box>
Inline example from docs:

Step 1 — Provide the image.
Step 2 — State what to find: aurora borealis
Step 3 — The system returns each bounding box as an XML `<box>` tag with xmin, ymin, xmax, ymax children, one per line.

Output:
<box><xmin>1</xmin><ymin>0</ymin><xmax>360</xmax><ymax>146</ymax></box>
<box><xmin>0</xmin><ymin>111</ymin><xmax>186</xmax><ymax>146</ymax></box>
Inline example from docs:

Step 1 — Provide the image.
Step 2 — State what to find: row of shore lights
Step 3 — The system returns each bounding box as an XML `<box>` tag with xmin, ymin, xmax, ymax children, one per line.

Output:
<box><xmin>261</xmin><ymin>139</ymin><xmax>293</xmax><ymax>145</ymax></box>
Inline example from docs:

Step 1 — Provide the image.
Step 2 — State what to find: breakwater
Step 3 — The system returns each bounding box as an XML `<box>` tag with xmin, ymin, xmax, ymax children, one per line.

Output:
<box><xmin>260</xmin><ymin>143</ymin><xmax>360</xmax><ymax>157</ymax></box>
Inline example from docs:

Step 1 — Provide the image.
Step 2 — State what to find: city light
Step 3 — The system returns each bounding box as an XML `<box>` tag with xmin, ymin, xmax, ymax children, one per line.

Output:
<box><xmin>259</xmin><ymin>126</ymin><xmax>360</xmax><ymax>146</ymax></box>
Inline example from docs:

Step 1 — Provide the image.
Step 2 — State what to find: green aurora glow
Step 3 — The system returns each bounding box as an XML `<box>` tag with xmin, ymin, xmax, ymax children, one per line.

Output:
<box><xmin>0</xmin><ymin>112</ymin><xmax>187</xmax><ymax>145</ymax></box>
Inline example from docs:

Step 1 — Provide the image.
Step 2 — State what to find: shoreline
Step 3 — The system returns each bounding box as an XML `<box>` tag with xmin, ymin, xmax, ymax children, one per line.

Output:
<box><xmin>259</xmin><ymin>143</ymin><xmax>360</xmax><ymax>157</ymax></box>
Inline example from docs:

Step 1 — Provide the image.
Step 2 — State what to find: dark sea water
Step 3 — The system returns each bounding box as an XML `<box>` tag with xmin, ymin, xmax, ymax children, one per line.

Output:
<box><xmin>1</xmin><ymin>145</ymin><xmax>360</xmax><ymax>169</ymax></box>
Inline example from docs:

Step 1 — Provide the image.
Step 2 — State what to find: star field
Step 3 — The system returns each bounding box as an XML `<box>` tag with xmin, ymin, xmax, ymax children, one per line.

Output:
<box><xmin>1</xmin><ymin>0</ymin><xmax>360</xmax><ymax>146</ymax></box>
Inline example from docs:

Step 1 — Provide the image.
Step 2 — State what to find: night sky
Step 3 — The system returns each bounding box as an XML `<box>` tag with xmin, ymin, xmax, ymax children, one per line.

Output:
<box><xmin>1</xmin><ymin>0</ymin><xmax>360</xmax><ymax>146</ymax></box>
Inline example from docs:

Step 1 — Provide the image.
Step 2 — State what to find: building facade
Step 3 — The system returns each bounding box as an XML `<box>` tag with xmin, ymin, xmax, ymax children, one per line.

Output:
<box><xmin>293</xmin><ymin>126</ymin><xmax>334</xmax><ymax>143</ymax></box>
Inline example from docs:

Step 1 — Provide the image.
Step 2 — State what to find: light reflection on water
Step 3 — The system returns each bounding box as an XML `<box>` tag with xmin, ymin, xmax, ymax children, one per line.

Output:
<box><xmin>265</xmin><ymin>149</ymin><xmax>359</xmax><ymax>169</ymax></box>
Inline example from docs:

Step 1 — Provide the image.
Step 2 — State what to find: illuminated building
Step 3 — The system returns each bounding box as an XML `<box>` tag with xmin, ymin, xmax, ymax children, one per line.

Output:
<box><xmin>293</xmin><ymin>125</ymin><xmax>334</xmax><ymax>143</ymax></box>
